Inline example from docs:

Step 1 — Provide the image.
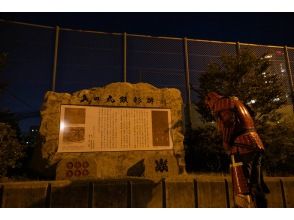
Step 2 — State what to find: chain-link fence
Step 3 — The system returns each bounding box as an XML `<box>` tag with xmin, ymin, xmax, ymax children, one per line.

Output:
<box><xmin>127</xmin><ymin>35</ymin><xmax>186</xmax><ymax>102</ymax></box>
<box><xmin>0</xmin><ymin>21</ymin><xmax>55</xmax><ymax>130</ymax></box>
<box><xmin>240</xmin><ymin>44</ymin><xmax>293</xmax><ymax>104</ymax></box>
<box><xmin>56</xmin><ymin>30</ymin><xmax>123</xmax><ymax>92</ymax></box>
<box><xmin>0</xmin><ymin>19</ymin><xmax>293</xmax><ymax>132</ymax></box>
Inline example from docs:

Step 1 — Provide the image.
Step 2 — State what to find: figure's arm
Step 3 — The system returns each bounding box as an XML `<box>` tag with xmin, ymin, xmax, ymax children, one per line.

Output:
<box><xmin>219</xmin><ymin>110</ymin><xmax>235</xmax><ymax>152</ymax></box>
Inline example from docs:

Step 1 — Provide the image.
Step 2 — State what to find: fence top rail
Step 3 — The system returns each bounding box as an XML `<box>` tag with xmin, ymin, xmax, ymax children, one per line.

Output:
<box><xmin>60</xmin><ymin>27</ymin><xmax>123</xmax><ymax>36</ymax></box>
<box><xmin>239</xmin><ymin>42</ymin><xmax>284</xmax><ymax>49</ymax></box>
<box><xmin>0</xmin><ymin>18</ymin><xmax>293</xmax><ymax>49</ymax></box>
<box><xmin>187</xmin><ymin>38</ymin><xmax>236</xmax><ymax>45</ymax></box>
<box><xmin>0</xmin><ymin>18</ymin><xmax>55</xmax><ymax>30</ymax></box>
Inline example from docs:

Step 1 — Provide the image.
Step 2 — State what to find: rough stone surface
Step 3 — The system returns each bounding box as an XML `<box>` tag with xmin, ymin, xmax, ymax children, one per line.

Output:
<box><xmin>1</xmin><ymin>182</ymin><xmax>48</xmax><ymax>208</ymax></box>
<box><xmin>166</xmin><ymin>179</ymin><xmax>195</xmax><ymax>208</ymax></box>
<box><xmin>56</xmin><ymin>157</ymin><xmax>97</xmax><ymax>180</ymax></box>
<box><xmin>39</xmin><ymin>83</ymin><xmax>184</xmax><ymax>179</ymax></box>
<box><xmin>197</xmin><ymin>179</ymin><xmax>228</xmax><ymax>208</ymax></box>
<box><xmin>225</xmin><ymin>178</ymin><xmax>235</xmax><ymax>208</ymax></box>
<box><xmin>264</xmin><ymin>178</ymin><xmax>284</xmax><ymax>208</ymax></box>
<box><xmin>131</xmin><ymin>179</ymin><xmax>163</xmax><ymax>208</ymax></box>
<box><xmin>282</xmin><ymin>177</ymin><xmax>294</xmax><ymax>207</ymax></box>
<box><xmin>0</xmin><ymin>177</ymin><xmax>292</xmax><ymax>207</ymax></box>
<box><xmin>50</xmin><ymin>181</ymin><xmax>90</xmax><ymax>208</ymax></box>
<box><xmin>92</xmin><ymin>180</ymin><xmax>129</xmax><ymax>208</ymax></box>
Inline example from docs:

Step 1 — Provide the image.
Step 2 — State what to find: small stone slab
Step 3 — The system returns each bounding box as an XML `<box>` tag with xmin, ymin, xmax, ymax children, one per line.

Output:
<box><xmin>50</xmin><ymin>181</ymin><xmax>90</xmax><ymax>208</ymax></box>
<box><xmin>264</xmin><ymin>178</ymin><xmax>284</xmax><ymax>208</ymax></box>
<box><xmin>1</xmin><ymin>182</ymin><xmax>48</xmax><ymax>208</ymax></box>
<box><xmin>225</xmin><ymin>178</ymin><xmax>235</xmax><ymax>208</ymax></box>
<box><xmin>92</xmin><ymin>180</ymin><xmax>129</xmax><ymax>208</ymax></box>
<box><xmin>131</xmin><ymin>179</ymin><xmax>163</xmax><ymax>208</ymax></box>
<box><xmin>166</xmin><ymin>179</ymin><xmax>195</xmax><ymax>208</ymax></box>
<box><xmin>197</xmin><ymin>179</ymin><xmax>228</xmax><ymax>208</ymax></box>
<box><xmin>282</xmin><ymin>177</ymin><xmax>294</xmax><ymax>208</ymax></box>
<box><xmin>0</xmin><ymin>184</ymin><xmax>3</xmax><ymax>207</ymax></box>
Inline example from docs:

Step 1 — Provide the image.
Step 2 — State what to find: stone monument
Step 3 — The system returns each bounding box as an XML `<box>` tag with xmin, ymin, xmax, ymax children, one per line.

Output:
<box><xmin>39</xmin><ymin>83</ymin><xmax>185</xmax><ymax>180</ymax></box>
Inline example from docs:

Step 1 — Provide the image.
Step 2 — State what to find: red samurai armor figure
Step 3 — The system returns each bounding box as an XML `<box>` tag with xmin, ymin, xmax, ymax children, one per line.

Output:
<box><xmin>205</xmin><ymin>92</ymin><xmax>269</xmax><ymax>208</ymax></box>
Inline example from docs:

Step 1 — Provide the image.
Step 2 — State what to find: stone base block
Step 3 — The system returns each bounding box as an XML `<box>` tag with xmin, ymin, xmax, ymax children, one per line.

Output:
<box><xmin>56</xmin><ymin>151</ymin><xmax>180</xmax><ymax>180</ymax></box>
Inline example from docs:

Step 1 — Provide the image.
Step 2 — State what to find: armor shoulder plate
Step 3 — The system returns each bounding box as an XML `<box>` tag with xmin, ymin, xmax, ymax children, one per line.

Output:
<box><xmin>213</xmin><ymin>97</ymin><xmax>235</xmax><ymax>113</ymax></box>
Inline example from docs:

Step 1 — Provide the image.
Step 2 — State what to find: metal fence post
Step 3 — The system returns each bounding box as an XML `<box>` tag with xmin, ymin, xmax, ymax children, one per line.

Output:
<box><xmin>236</xmin><ymin>41</ymin><xmax>241</xmax><ymax>57</ymax></box>
<box><xmin>123</xmin><ymin>32</ymin><xmax>127</xmax><ymax>82</ymax></box>
<box><xmin>236</xmin><ymin>41</ymin><xmax>241</xmax><ymax>69</ymax></box>
<box><xmin>184</xmin><ymin>37</ymin><xmax>192</xmax><ymax>133</ymax></box>
<box><xmin>284</xmin><ymin>46</ymin><xmax>294</xmax><ymax>113</ymax></box>
<box><xmin>51</xmin><ymin>26</ymin><xmax>60</xmax><ymax>92</ymax></box>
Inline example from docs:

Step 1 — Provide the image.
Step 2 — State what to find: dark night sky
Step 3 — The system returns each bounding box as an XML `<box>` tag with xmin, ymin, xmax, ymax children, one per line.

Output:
<box><xmin>1</xmin><ymin>13</ymin><xmax>294</xmax><ymax>46</ymax></box>
<box><xmin>1</xmin><ymin>12</ymin><xmax>294</xmax><ymax>132</ymax></box>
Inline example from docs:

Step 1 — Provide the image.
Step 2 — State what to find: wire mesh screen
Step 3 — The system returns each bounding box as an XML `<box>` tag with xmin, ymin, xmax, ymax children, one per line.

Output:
<box><xmin>1</xmin><ymin>20</ymin><xmax>294</xmax><ymax>133</ymax></box>
<box><xmin>56</xmin><ymin>30</ymin><xmax>123</xmax><ymax>92</ymax></box>
<box><xmin>188</xmin><ymin>40</ymin><xmax>236</xmax><ymax>102</ymax></box>
<box><xmin>127</xmin><ymin>36</ymin><xmax>186</xmax><ymax>102</ymax></box>
<box><xmin>188</xmin><ymin>40</ymin><xmax>236</xmax><ymax>128</ymax></box>
<box><xmin>240</xmin><ymin>44</ymin><xmax>292</xmax><ymax>105</ymax></box>
<box><xmin>0</xmin><ymin>21</ymin><xmax>55</xmax><ymax>131</ymax></box>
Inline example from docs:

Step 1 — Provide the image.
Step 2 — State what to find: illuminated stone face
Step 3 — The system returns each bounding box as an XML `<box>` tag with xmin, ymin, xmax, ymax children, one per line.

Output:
<box><xmin>39</xmin><ymin>82</ymin><xmax>184</xmax><ymax>179</ymax></box>
<box><xmin>56</xmin><ymin>158</ymin><xmax>96</xmax><ymax>180</ymax></box>
<box><xmin>58</xmin><ymin>105</ymin><xmax>173</xmax><ymax>152</ymax></box>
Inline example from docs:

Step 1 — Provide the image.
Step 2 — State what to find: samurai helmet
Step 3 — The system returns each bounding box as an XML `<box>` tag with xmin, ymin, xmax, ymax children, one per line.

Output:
<box><xmin>204</xmin><ymin>92</ymin><xmax>223</xmax><ymax>112</ymax></box>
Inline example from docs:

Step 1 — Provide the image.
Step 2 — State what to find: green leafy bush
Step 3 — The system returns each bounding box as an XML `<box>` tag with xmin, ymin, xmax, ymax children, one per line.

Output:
<box><xmin>0</xmin><ymin>123</ymin><xmax>26</xmax><ymax>177</ymax></box>
<box><xmin>188</xmin><ymin>49</ymin><xmax>293</xmax><ymax>175</ymax></box>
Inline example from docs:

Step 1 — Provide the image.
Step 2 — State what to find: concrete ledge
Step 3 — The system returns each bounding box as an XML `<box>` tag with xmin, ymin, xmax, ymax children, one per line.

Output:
<box><xmin>166</xmin><ymin>179</ymin><xmax>195</xmax><ymax>208</ymax></box>
<box><xmin>282</xmin><ymin>177</ymin><xmax>294</xmax><ymax>208</ymax></box>
<box><xmin>0</xmin><ymin>182</ymin><xmax>48</xmax><ymax>208</ymax></box>
<box><xmin>1</xmin><ymin>177</ymin><xmax>293</xmax><ymax>208</ymax></box>
<box><xmin>197</xmin><ymin>179</ymin><xmax>228</xmax><ymax>208</ymax></box>
<box><xmin>264</xmin><ymin>179</ymin><xmax>285</xmax><ymax>208</ymax></box>
<box><xmin>225</xmin><ymin>178</ymin><xmax>235</xmax><ymax>208</ymax></box>
<box><xmin>130</xmin><ymin>179</ymin><xmax>163</xmax><ymax>208</ymax></box>
<box><xmin>92</xmin><ymin>180</ymin><xmax>129</xmax><ymax>208</ymax></box>
<box><xmin>50</xmin><ymin>181</ymin><xmax>90</xmax><ymax>208</ymax></box>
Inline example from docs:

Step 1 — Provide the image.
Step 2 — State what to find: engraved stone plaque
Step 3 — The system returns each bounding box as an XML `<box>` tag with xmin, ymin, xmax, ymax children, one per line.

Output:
<box><xmin>38</xmin><ymin>82</ymin><xmax>185</xmax><ymax>179</ymax></box>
